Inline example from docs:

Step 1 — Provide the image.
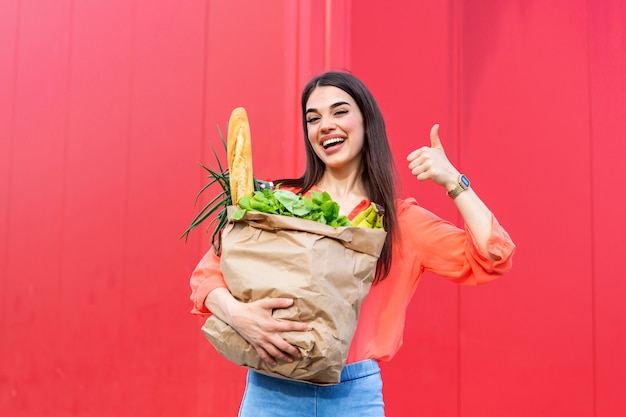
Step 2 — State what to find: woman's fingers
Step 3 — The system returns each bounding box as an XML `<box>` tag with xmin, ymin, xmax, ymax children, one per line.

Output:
<box><xmin>407</xmin><ymin>146</ymin><xmax>439</xmax><ymax>180</ymax></box>
<box><xmin>406</xmin><ymin>124</ymin><xmax>457</xmax><ymax>186</ymax></box>
<box><xmin>231</xmin><ymin>297</ymin><xmax>309</xmax><ymax>364</ymax></box>
<box><xmin>254</xmin><ymin>332</ymin><xmax>303</xmax><ymax>365</ymax></box>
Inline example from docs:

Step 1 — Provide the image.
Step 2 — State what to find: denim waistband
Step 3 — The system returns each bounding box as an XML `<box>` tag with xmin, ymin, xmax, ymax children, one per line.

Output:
<box><xmin>241</xmin><ymin>359</ymin><xmax>384</xmax><ymax>416</ymax></box>
<box><xmin>340</xmin><ymin>359</ymin><xmax>380</xmax><ymax>382</ymax></box>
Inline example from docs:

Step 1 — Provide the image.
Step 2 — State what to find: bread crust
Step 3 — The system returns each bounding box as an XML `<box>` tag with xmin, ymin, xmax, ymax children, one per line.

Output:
<box><xmin>227</xmin><ymin>107</ymin><xmax>254</xmax><ymax>204</ymax></box>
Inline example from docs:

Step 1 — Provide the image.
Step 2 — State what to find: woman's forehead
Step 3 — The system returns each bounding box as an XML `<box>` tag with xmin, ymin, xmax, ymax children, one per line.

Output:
<box><xmin>306</xmin><ymin>86</ymin><xmax>356</xmax><ymax>109</ymax></box>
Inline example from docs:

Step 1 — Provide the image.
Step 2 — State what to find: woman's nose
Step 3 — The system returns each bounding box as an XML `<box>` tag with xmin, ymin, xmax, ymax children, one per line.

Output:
<box><xmin>320</xmin><ymin>117</ymin><xmax>336</xmax><ymax>132</ymax></box>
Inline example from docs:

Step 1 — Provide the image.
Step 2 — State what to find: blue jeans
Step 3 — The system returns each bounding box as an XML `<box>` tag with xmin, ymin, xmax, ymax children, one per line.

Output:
<box><xmin>238</xmin><ymin>360</ymin><xmax>385</xmax><ymax>417</ymax></box>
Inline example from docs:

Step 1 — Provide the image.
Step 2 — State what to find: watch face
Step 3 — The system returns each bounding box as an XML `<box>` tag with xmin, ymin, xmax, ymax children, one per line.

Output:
<box><xmin>460</xmin><ymin>175</ymin><xmax>470</xmax><ymax>187</ymax></box>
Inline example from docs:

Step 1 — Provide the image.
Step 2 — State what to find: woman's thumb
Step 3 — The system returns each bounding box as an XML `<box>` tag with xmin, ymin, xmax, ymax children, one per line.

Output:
<box><xmin>430</xmin><ymin>124</ymin><xmax>443</xmax><ymax>149</ymax></box>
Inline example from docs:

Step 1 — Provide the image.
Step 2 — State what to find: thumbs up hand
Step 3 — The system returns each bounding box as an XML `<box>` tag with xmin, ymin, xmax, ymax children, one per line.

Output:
<box><xmin>407</xmin><ymin>124</ymin><xmax>460</xmax><ymax>191</ymax></box>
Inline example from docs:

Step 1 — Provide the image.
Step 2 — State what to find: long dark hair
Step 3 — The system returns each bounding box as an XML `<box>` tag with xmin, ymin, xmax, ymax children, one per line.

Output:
<box><xmin>277</xmin><ymin>71</ymin><xmax>398</xmax><ymax>282</ymax></box>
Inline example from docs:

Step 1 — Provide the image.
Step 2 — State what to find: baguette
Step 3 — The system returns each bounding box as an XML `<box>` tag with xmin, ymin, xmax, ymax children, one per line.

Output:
<box><xmin>227</xmin><ymin>107</ymin><xmax>254</xmax><ymax>205</ymax></box>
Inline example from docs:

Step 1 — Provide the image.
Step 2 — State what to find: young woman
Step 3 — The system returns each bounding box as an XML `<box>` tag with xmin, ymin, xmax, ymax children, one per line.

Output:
<box><xmin>190</xmin><ymin>71</ymin><xmax>515</xmax><ymax>416</ymax></box>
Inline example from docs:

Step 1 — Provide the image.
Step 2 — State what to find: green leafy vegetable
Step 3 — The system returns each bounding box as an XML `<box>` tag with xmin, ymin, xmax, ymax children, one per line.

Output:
<box><xmin>232</xmin><ymin>187</ymin><xmax>351</xmax><ymax>227</ymax></box>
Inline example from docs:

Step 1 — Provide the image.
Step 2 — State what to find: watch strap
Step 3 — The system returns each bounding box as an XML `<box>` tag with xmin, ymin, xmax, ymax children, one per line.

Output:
<box><xmin>447</xmin><ymin>174</ymin><xmax>470</xmax><ymax>199</ymax></box>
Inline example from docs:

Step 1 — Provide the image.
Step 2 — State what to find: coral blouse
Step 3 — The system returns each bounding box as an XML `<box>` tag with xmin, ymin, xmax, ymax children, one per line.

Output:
<box><xmin>189</xmin><ymin>189</ymin><xmax>516</xmax><ymax>364</ymax></box>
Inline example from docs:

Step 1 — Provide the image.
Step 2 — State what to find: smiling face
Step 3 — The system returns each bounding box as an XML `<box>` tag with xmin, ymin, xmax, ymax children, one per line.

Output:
<box><xmin>305</xmin><ymin>86</ymin><xmax>365</xmax><ymax>172</ymax></box>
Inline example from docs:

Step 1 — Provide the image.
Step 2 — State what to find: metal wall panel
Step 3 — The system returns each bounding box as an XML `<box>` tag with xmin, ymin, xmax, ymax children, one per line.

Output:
<box><xmin>1</xmin><ymin>1</ymin><xmax>625</xmax><ymax>416</ymax></box>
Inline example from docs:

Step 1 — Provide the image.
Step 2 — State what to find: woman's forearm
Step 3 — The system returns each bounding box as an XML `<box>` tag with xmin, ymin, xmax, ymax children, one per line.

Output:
<box><xmin>204</xmin><ymin>287</ymin><xmax>239</xmax><ymax>325</ymax></box>
<box><xmin>449</xmin><ymin>187</ymin><xmax>497</xmax><ymax>260</ymax></box>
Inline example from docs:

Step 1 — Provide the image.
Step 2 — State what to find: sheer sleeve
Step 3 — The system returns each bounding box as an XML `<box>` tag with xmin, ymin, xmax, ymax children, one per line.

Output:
<box><xmin>398</xmin><ymin>198</ymin><xmax>515</xmax><ymax>285</ymax></box>
<box><xmin>189</xmin><ymin>247</ymin><xmax>227</xmax><ymax>315</ymax></box>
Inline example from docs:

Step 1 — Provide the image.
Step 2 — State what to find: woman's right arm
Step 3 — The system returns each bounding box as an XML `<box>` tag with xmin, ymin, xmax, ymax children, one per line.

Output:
<box><xmin>205</xmin><ymin>288</ymin><xmax>308</xmax><ymax>365</ymax></box>
<box><xmin>190</xmin><ymin>247</ymin><xmax>309</xmax><ymax>365</ymax></box>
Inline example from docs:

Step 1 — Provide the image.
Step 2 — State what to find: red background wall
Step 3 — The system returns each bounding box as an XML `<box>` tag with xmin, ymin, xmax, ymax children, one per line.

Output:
<box><xmin>1</xmin><ymin>1</ymin><xmax>625</xmax><ymax>416</ymax></box>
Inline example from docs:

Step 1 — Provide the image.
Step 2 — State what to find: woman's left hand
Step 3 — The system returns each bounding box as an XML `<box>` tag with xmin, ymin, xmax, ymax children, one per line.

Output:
<box><xmin>407</xmin><ymin>123</ymin><xmax>500</xmax><ymax>260</ymax></box>
<box><xmin>406</xmin><ymin>124</ymin><xmax>459</xmax><ymax>191</ymax></box>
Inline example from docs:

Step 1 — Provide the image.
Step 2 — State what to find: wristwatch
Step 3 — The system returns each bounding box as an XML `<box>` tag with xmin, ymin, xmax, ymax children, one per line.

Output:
<box><xmin>447</xmin><ymin>174</ymin><xmax>471</xmax><ymax>199</ymax></box>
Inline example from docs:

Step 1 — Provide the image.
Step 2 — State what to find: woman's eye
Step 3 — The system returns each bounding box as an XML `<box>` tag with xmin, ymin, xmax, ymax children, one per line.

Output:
<box><xmin>335</xmin><ymin>110</ymin><xmax>348</xmax><ymax>116</ymax></box>
<box><xmin>307</xmin><ymin>117</ymin><xmax>320</xmax><ymax>124</ymax></box>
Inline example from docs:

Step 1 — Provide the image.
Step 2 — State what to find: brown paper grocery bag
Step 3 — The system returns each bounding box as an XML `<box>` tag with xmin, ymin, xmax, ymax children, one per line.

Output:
<box><xmin>201</xmin><ymin>208</ymin><xmax>386</xmax><ymax>385</ymax></box>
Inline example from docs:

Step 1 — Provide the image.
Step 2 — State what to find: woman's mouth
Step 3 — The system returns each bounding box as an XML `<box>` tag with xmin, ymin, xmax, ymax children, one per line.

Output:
<box><xmin>322</xmin><ymin>137</ymin><xmax>345</xmax><ymax>149</ymax></box>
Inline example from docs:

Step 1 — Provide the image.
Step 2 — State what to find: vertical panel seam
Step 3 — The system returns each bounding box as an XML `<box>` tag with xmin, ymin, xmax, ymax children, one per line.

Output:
<box><xmin>292</xmin><ymin>0</ymin><xmax>301</xmax><ymax>175</ymax></box>
<box><xmin>343</xmin><ymin>0</ymin><xmax>351</xmax><ymax>70</ymax></box>
<box><xmin>199</xmin><ymin>0</ymin><xmax>210</xmax><ymax>255</ymax></box>
<box><xmin>293</xmin><ymin>0</ymin><xmax>313</xmax><ymax>176</ymax></box>
<box><xmin>119</xmin><ymin>0</ymin><xmax>137</xmax><ymax>407</ymax></box>
<box><xmin>282</xmin><ymin>0</ymin><xmax>299</xmax><ymax>177</ymax></box>
<box><xmin>58</xmin><ymin>0</ymin><xmax>75</xmax><ymax>310</ymax></box>
<box><xmin>1</xmin><ymin>0</ymin><xmax>21</xmax><ymax>381</ymax></box>
<box><xmin>194</xmin><ymin>2</ymin><xmax>212</xmax><ymax>415</ymax></box>
<box><xmin>586</xmin><ymin>0</ymin><xmax>597</xmax><ymax>415</ymax></box>
<box><xmin>453</xmin><ymin>1</ymin><xmax>463</xmax><ymax>416</ymax></box>
<box><xmin>324</xmin><ymin>0</ymin><xmax>331</xmax><ymax>70</ymax></box>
